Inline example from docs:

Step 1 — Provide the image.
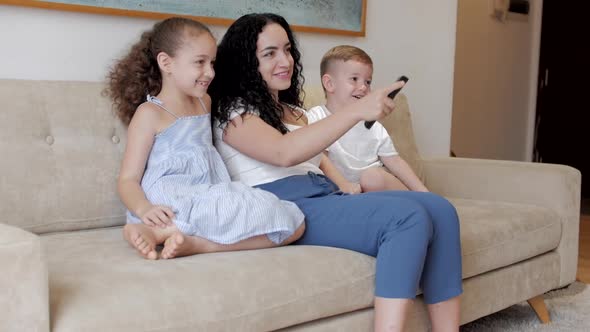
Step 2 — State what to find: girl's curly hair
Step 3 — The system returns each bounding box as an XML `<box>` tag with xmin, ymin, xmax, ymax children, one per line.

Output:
<box><xmin>104</xmin><ymin>17</ymin><xmax>212</xmax><ymax>126</ymax></box>
<box><xmin>209</xmin><ymin>13</ymin><xmax>305</xmax><ymax>134</ymax></box>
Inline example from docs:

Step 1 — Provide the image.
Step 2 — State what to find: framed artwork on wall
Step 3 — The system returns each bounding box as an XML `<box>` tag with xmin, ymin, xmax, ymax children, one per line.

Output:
<box><xmin>0</xmin><ymin>0</ymin><xmax>367</xmax><ymax>36</ymax></box>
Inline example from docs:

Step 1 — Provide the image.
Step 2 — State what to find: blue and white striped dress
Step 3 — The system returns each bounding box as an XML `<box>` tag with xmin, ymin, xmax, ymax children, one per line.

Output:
<box><xmin>126</xmin><ymin>96</ymin><xmax>304</xmax><ymax>244</ymax></box>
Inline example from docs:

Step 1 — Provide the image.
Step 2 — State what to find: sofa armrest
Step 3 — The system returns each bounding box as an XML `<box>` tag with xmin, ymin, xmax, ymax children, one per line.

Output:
<box><xmin>0</xmin><ymin>223</ymin><xmax>49</xmax><ymax>332</ymax></box>
<box><xmin>422</xmin><ymin>157</ymin><xmax>581</xmax><ymax>287</ymax></box>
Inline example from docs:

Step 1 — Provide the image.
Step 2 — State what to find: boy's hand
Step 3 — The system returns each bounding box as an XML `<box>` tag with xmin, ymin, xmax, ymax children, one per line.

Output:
<box><xmin>139</xmin><ymin>205</ymin><xmax>175</xmax><ymax>228</ymax></box>
<box><xmin>341</xmin><ymin>182</ymin><xmax>362</xmax><ymax>194</ymax></box>
<box><xmin>353</xmin><ymin>80</ymin><xmax>405</xmax><ymax>122</ymax></box>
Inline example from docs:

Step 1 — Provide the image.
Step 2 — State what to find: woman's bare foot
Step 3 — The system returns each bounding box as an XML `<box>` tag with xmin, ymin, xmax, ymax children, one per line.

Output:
<box><xmin>160</xmin><ymin>232</ymin><xmax>211</xmax><ymax>259</ymax></box>
<box><xmin>123</xmin><ymin>224</ymin><xmax>158</xmax><ymax>260</ymax></box>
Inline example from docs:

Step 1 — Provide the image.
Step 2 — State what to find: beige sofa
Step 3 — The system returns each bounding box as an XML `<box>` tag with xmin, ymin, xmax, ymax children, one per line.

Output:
<box><xmin>0</xmin><ymin>79</ymin><xmax>580</xmax><ymax>332</ymax></box>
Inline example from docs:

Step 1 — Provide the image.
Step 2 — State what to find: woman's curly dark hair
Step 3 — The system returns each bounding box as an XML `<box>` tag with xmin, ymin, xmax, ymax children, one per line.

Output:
<box><xmin>104</xmin><ymin>17</ymin><xmax>212</xmax><ymax>126</ymax></box>
<box><xmin>209</xmin><ymin>13</ymin><xmax>305</xmax><ymax>134</ymax></box>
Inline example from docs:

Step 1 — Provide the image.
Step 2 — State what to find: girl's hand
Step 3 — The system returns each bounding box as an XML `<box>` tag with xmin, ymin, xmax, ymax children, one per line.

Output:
<box><xmin>341</xmin><ymin>182</ymin><xmax>362</xmax><ymax>194</ymax></box>
<box><xmin>352</xmin><ymin>80</ymin><xmax>405</xmax><ymax>122</ymax></box>
<box><xmin>139</xmin><ymin>205</ymin><xmax>175</xmax><ymax>228</ymax></box>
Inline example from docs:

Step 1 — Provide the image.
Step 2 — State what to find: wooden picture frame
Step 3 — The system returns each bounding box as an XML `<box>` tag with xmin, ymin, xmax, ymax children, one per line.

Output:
<box><xmin>0</xmin><ymin>0</ymin><xmax>367</xmax><ymax>36</ymax></box>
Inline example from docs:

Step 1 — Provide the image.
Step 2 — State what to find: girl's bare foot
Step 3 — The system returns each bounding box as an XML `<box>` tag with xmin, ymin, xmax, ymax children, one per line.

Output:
<box><xmin>160</xmin><ymin>232</ymin><xmax>211</xmax><ymax>259</ymax></box>
<box><xmin>123</xmin><ymin>224</ymin><xmax>158</xmax><ymax>260</ymax></box>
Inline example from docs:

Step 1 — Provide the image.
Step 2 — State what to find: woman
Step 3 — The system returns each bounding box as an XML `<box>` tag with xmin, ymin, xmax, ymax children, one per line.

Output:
<box><xmin>210</xmin><ymin>13</ymin><xmax>462</xmax><ymax>332</ymax></box>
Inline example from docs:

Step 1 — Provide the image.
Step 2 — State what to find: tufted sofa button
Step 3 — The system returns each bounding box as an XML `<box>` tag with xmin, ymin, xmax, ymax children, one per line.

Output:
<box><xmin>112</xmin><ymin>135</ymin><xmax>120</xmax><ymax>144</ymax></box>
<box><xmin>45</xmin><ymin>135</ymin><xmax>54</xmax><ymax>145</ymax></box>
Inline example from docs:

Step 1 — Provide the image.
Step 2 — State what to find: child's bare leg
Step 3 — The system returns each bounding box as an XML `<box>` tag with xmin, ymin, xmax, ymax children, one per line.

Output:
<box><xmin>160</xmin><ymin>232</ymin><xmax>272</xmax><ymax>259</ymax></box>
<box><xmin>123</xmin><ymin>223</ymin><xmax>178</xmax><ymax>260</ymax></box>
<box><xmin>280</xmin><ymin>223</ymin><xmax>306</xmax><ymax>245</ymax></box>
<box><xmin>161</xmin><ymin>223</ymin><xmax>306</xmax><ymax>259</ymax></box>
<box><xmin>360</xmin><ymin>167</ymin><xmax>408</xmax><ymax>192</ymax></box>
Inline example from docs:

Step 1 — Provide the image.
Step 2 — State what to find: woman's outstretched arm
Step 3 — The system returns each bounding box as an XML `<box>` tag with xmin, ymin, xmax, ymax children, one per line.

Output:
<box><xmin>222</xmin><ymin>81</ymin><xmax>404</xmax><ymax>167</ymax></box>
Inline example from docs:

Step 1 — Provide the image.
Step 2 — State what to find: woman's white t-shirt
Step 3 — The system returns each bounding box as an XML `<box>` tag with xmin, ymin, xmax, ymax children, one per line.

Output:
<box><xmin>213</xmin><ymin>106</ymin><xmax>323</xmax><ymax>186</ymax></box>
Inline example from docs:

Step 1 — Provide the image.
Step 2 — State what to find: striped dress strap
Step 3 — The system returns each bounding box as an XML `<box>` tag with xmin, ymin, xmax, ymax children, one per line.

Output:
<box><xmin>196</xmin><ymin>97</ymin><xmax>208</xmax><ymax>113</ymax></box>
<box><xmin>146</xmin><ymin>95</ymin><xmax>179</xmax><ymax>119</ymax></box>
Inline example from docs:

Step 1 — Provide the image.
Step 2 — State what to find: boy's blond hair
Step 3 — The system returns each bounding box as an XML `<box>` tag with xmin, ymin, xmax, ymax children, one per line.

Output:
<box><xmin>320</xmin><ymin>45</ymin><xmax>373</xmax><ymax>77</ymax></box>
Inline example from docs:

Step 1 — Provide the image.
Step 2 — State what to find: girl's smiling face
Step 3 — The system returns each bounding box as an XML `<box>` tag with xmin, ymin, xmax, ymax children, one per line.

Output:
<box><xmin>169</xmin><ymin>31</ymin><xmax>217</xmax><ymax>98</ymax></box>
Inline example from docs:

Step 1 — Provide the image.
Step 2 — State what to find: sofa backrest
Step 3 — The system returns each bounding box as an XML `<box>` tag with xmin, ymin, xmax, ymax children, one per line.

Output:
<box><xmin>303</xmin><ymin>86</ymin><xmax>424</xmax><ymax>181</ymax></box>
<box><xmin>0</xmin><ymin>80</ymin><xmax>127</xmax><ymax>234</ymax></box>
<box><xmin>0</xmin><ymin>80</ymin><xmax>423</xmax><ymax>234</ymax></box>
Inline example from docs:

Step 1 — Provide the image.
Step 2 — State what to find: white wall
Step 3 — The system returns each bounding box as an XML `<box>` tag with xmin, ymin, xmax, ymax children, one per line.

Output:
<box><xmin>451</xmin><ymin>0</ymin><xmax>542</xmax><ymax>161</ymax></box>
<box><xmin>0</xmin><ymin>0</ymin><xmax>457</xmax><ymax>157</ymax></box>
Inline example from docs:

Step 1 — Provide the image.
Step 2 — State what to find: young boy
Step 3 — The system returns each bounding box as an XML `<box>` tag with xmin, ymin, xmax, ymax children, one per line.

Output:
<box><xmin>308</xmin><ymin>45</ymin><xmax>428</xmax><ymax>193</ymax></box>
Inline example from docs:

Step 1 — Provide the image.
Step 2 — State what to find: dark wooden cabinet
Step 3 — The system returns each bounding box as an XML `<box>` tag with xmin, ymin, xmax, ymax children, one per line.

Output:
<box><xmin>533</xmin><ymin>1</ymin><xmax>590</xmax><ymax>197</ymax></box>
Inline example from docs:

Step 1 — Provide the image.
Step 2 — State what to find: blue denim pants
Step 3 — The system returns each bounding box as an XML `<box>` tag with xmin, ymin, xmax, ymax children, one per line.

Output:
<box><xmin>256</xmin><ymin>172</ymin><xmax>463</xmax><ymax>304</ymax></box>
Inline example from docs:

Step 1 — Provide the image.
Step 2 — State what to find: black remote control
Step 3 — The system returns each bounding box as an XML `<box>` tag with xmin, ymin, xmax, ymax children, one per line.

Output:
<box><xmin>364</xmin><ymin>75</ymin><xmax>409</xmax><ymax>129</ymax></box>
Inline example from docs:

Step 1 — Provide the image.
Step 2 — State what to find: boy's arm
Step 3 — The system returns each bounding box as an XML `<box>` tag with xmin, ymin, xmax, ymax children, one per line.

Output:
<box><xmin>380</xmin><ymin>155</ymin><xmax>428</xmax><ymax>192</ymax></box>
<box><xmin>319</xmin><ymin>153</ymin><xmax>361</xmax><ymax>194</ymax></box>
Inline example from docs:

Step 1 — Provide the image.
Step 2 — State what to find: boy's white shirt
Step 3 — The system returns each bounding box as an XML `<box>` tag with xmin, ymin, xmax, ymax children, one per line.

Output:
<box><xmin>307</xmin><ymin>105</ymin><xmax>398</xmax><ymax>183</ymax></box>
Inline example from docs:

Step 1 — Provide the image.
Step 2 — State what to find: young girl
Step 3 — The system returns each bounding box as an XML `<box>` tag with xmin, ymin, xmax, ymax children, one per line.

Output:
<box><xmin>105</xmin><ymin>17</ymin><xmax>304</xmax><ymax>260</ymax></box>
<box><xmin>210</xmin><ymin>13</ymin><xmax>462</xmax><ymax>332</ymax></box>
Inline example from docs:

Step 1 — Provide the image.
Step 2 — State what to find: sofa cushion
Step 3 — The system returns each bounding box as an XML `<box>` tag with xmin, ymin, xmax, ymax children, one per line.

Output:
<box><xmin>0</xmin><ymin>80</ymin><xmax>127</xmax><ymax>234</ymax></box>
<box><xmin>378</xmin><ymin>94</ymin><xmax>424</xmax><ymax>182</ymax></box>
<box><xmin>42</xmin><ymin>196</ymin><xmax>561</xmax><ymax>332</ymax></box>
<box><xmin>451</xmin><ymin>198</ymin><xmax>562</xmax><ymax>279</ymax></box>
<box><xmin>42</xmin><ymin>228</ymin><xmax>376</xmax><ymax>332</ymax></box>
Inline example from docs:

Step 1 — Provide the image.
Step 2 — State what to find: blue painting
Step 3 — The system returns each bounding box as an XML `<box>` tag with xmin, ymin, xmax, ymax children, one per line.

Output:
<box><xmin>9</xmin><ymin>0</ymin><xmax>366</xmax><ymax>36</ymax></box>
